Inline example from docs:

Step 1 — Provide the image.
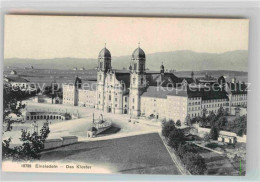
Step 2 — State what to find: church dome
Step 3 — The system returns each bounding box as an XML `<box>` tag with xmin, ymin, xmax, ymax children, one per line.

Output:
<box><xmin>132</xmin><ymin>47</ymin><xmax>145</xmax><ymax>59</ymax></box>
<box><xmin>98</xmin><ymin>47</ymin><xmax>111</xmax><ymax>58</ymax></box>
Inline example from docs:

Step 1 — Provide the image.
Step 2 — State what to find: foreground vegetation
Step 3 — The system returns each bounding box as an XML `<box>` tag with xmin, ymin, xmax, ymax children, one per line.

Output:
<box><xmin>161</xmin><ymin>120</ymin><xmax>207</xmax><ymax>175</ymax></box>
<box><xmin>2</xmin><ymin>84</ymin><xmax>50</xmax><ymax>161</ymax></box>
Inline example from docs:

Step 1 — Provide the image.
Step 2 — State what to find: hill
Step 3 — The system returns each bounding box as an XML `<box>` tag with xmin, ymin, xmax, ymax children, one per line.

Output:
<box><xmin>4</xmin><ymin>50</ymin><xmax>248</xmax><ymax>72</ymax></box>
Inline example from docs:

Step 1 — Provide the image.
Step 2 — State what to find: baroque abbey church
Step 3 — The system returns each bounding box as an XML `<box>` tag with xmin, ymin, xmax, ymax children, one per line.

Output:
<box><xmin>63</xmin><ymin>45</ymin><xmax>247</xmax><ymax>123</ymax></box>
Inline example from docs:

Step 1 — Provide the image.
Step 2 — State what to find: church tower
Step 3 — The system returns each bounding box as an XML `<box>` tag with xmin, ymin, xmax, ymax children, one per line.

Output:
<box><xmin>96</xmin><ymin>45</ymin><xmax>111</xmax><ymax>110</ymax></box>
<box><xmin>129</xmin><ymin>43</ymin><xmax>146</xmax><ymax>117</ymax></box>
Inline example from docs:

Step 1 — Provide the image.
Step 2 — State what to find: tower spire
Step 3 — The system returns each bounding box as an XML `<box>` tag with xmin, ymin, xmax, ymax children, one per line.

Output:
<box><xmin>104</xmin><ymin>42</ymin><xmax>106</xmax><ymax>48</ymax></box>
<box><xmin>138</xmin><ymin>41</ymin><xmax>140</xmax><ymax>48</ymax></box>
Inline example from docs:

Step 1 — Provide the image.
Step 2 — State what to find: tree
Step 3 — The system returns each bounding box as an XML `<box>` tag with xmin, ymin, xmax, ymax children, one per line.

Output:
<box><xmin>2</xmin><ymin>84</ymin><xmax>50</xmax><ymax>161</ymax></box>
<box><xmin>208</xmin><ymin>111</ymin><xmax>216</xmax><ymax>126</ymax></box>
<box><xmin>210</xmin><ymin>126</ymin><xmax>219</xmax><ymax>140</ymax></box>
<box><xmin>185</xmin><ymin>115</ymin><xmax>191</xmax><ymax>126</ymax></box>
<box><xmin>3</xmin><ymin>84</ymin><xmax>26</xmax><ymax>131</ymax></box>
<box><xmin>176</xmin><ymin>120</ymin><xmax>181</xmax><ymax>127</ymax></box>
<box><xmin>12</xmin><ymin>122</ymin><xmax>50</xmax><ymax>161</ymax></box>
<box><xmin>216</xmin><ymin>106</ymin><xmax>225</xmax><ymax>118</ymax></box>
<box><xmin>168</xmin><ymin>128</ymin><xmax>185</xmax><ymax>149</ymax></box>
<box><xmin>199</xmin><ymin>108</ymin><xmax>208</xmax><ymax>127</ymax></box>
<box><xmin>224</xmin><ymin>115</ymin><xmax>247</xmax><ymax>136</ymax></box>
<box><xmin>162</xmin><ymin>120</ymin><xmax>175</xmax><ymax>138</ymax></box>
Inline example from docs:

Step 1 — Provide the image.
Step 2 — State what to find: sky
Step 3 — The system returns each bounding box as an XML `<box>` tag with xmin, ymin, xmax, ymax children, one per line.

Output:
<box><xmin>4</xmin><ymin>15</ymin><xmax>249</xmax><ymax>59</ymax></box>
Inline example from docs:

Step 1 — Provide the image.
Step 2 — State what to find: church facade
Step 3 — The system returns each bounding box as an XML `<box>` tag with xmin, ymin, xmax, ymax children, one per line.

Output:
<box><xmin>63</xmin><ymin>45</ymin><xmax>247</xmax><ymax>123</ymax></box>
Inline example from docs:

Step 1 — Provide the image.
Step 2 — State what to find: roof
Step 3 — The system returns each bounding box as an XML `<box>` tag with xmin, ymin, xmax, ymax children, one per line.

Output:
<box><xmin>141</xmin><ymin>86</ymin><xmax>188</xmax><ymax>99</ymax></box>
<box><xmin>29</xmin><ymin>112</ymin><xmax>67</xmax><ymax>116</ymax></box>
<box><xmin>98</xmin><ymin>47</ymin><xmax>111</xmax><ymax>58</ymax></box>
<box><xmin>146</xmin><ymin>72</ymin><xmax>180</xmax><ymax>87</ymax></box>
<box><xmin>115</xmin><ymin>72</ymin><xmax>131</xmax><ymax>89</ymax></box>
<box><xmin>141</xmin><ymin>85</ymin><xmax>229</xmax><ymax>100</ymax></box>
<box><xmin>227</xmin><ymin>82</ymin><xmax>247</xmax><ymax>95</ymax></box>
<box><xmin>187</xmin><ymin>86</ymin><xmax>229</xmax><ymax>100</ymax></box>
<box><xmin>178</xmin><ymin>77</ymin><xmax>195</xmax><ymax>84</ymax></box>
<box><xmin>5</xmin><ymin>76</ymin><xmax>29</xmax><ymax>83</ymax></box>
<box><xmin>132</xmin><ymin>47</ymin><xmax>145</xmax><ymax>59</ymax></box>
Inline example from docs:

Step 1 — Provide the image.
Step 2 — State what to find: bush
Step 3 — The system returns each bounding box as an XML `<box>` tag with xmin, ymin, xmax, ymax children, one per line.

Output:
<box><xmin>176</xmin><ymin>120</ymin><xmax>181</xmax><ymax>127</ymax></box>
<box><xmin>177</xmin><ymin>143</ymin><xmax>198</xmax><ymax>159</ymax></box>
<box><xmin>183</xmin><ymin>152</ymin><xmax>207</xmax><ymax>175</ymax></box>
<box><xmin>168</xmin><ymin>128</ymin><xmax>185</xmax><ymax>149</ymax></box>
<box><xmin>203</xmin><ymin>133</ymin><xmax>211</xmax><ymax>142</ymax></box>
<box><xmin>175</xmin><ymin>143</ymin><xmax>207</xmax><ymax>175</ymax></box>
<box><xmin>162</xmin><ymin>120</ymin><xmax>176</xmax><ymax>138</ymax></box>
<box><xmin>205</xmin><ymin>143</ymin><xmax>220</xmax><ymax>149</ymax></box>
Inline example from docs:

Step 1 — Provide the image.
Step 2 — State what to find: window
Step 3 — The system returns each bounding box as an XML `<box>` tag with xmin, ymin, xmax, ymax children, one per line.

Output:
<box><xmin>109</xmin><ymin>95</ymin><xmax>111</xmax><ymax>101</ymax></box>
<box><xmin>125</xmin><ymin>97</ymin><xmax>127</xmax><ymax>102</ymax></box>
<box><xmin>115</xmin><ymin>104</ymin><xmax>117</xmax><ymax>107</ymax></box>
<box><xmin>115</xmin><ymin>98</ymin><xmax>117</xmax><ymax>102</ymax></box>
<box><xmin>134</xmin><ymin>63</ymin><xmax>137</xmax><ymax>70</ymax></box>
<box><xmin>132</xmin><ymin>106</ymin><xmax>134</xmax><ymax>109</ymax></box>
<box><xmin>133</xmin><ymin>78</ymin><xmax>136</xmax><ymax>84</ymax></box>
<box><xmin>133</xmin><ymin>98</ymin><xmax>135</xmax><ymax>103</ymax></box>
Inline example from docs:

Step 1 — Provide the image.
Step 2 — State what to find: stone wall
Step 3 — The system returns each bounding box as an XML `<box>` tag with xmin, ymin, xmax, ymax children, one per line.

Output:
<box><xmin>44</xmin><ymin>136</ymin><xmax>78</xmax><ymax>150</ymax></box>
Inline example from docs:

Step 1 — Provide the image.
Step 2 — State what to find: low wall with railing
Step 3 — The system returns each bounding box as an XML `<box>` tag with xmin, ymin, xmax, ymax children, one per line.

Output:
<box><xmin>44</xmin><ymin>136</ymin><xmax>78</xmax><ymax>150</ymax></box>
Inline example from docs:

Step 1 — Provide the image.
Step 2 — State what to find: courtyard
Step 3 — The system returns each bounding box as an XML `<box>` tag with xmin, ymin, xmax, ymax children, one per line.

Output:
<box><xmin>4</xmin><ymin>101</ymin><xmax>161</xmax><ymax>145</ymax></box>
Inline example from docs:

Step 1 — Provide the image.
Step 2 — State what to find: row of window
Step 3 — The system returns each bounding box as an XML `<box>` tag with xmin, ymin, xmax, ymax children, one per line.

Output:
<box><xmin>232</xmin><ymin>97</ymin><xmax>247</xmax><ymax>101</ymax></box>
<box><xmin>203</xmin><ymin>103</ymin><xmax>227</xmax><ymax>108</ymax></box>
<box><xmin>188</xmin><ymin>107</ymin><xmax>200</xmax><ymax>111</ymax></box>
<box><xmin>189</xmin><ymin>102</ymin><xmax>200</xmax><ymax>105</ymax></box>
<box><xmin>189</xmin><ymin>97</ymin><xmax>200</xmax><ymax>100</ymax></box>
<box><xmin>202</xmin><ymin>99</ymin><xmax>227</xmax><ymax>103</ymax></box>
<box><xmin>232</xmin><ymin>102</ymin><xmax>247</xmax><ymax>106</ymax></box>
<box><xmin>63</xmin><ymin>97</ymin><xmax>73</xmax><ymax>101</ymax></box>
<box><xmin>188</xmin><ymin>113</ymin><xmax>200</xmax><ymax>117</ymax></box>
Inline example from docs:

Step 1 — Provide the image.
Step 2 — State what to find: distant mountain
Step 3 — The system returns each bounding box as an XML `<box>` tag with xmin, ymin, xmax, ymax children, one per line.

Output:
<box><xmin>4</xmin><ymin>50</ymin><xmax>248</xmax><ymax>72</ymax></box>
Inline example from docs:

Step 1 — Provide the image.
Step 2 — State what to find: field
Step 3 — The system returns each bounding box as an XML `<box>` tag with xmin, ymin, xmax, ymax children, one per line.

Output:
<box><xmin>41</xmin><ymin>133</ymin><xmax>181</xmax><ymax>175</ymax></box>
<box><xmin>4</xmin><ymin>68</ymin><xmax>248</xmax><ymax>88</ymax></box>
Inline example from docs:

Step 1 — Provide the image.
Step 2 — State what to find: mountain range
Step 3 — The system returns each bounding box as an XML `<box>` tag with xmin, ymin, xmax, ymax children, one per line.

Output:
<box><xmin>4</xmin><ymin>50</ymin><xmax>248</xmax><ymax>72</ymax></box>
